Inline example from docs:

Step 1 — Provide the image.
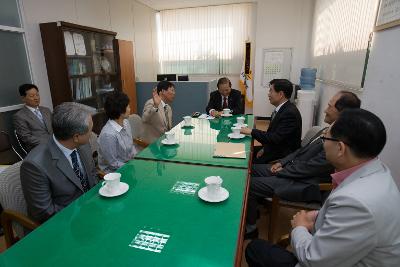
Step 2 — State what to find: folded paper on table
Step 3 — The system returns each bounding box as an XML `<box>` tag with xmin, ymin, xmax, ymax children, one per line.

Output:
<box><xmin>198</xmin><ymin>114</ymin><xmax>214</xmax><ymax>120</ymax></box>
<box><xmin>213</xmin><ymin>142</ymin><xmax>246</xmax><ymax>159</ymax></box>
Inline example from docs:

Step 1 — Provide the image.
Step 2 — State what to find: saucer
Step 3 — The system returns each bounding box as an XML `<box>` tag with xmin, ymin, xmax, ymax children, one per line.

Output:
<box><xmin>198</xmin><ymin>187</ymin><xmax>229</xmax><ymax>203</ymax></box>
<box><xmin>99</xmin><ymin>182</ymin><xmax>129</xmax><ymax>197</ymax></box>
<box><xmin>221</xmin><ymin>113</ymin><xmax>233</xmax><ymax>117</ymax></box>
<box><xmin>233</xmin><ymin>123</ymin><xmax>248</xmax><ymax>127</ymax></box>
<box><xmin>161</xmin><ymin>139</ymin><xmax>178</xmax><ymax>145</ymax></box>
<box><xmin>228</xmin><ymin>133</ymin><xmax>245</xmax><ymax>139</ymax></box>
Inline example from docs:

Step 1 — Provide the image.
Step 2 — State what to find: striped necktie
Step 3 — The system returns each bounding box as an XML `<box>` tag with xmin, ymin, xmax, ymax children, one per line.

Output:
<box><xmin>270</xmin><ymin>110</ymin><xmax>277</xmax><ymax>121</ymax></box>
<box><xmin>34</xmin><ymin>109</ymin><xmax>45</xmax><ymax>125</ymax></box>
<box><xmin>70</xmin><ymin>150</ymin><xmax>89</xmax><ymax>192</ymax></box>
<box><xmin>223</xmin><ymin>97</ymin><xmax>228</xmax><ymax>109</ymax></box>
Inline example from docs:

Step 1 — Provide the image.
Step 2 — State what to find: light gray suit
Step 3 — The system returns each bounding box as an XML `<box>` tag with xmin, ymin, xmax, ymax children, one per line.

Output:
<box><xmin>291</xmin><ymin>159</ymin><xmax>400</xmax><ymax>267</ymax></box>
<box><xmin>141</xmin><ymin>99</ymin><xmax>173</xmax><ymax>144</ymax></box>
<box><xmin>13</xmin><ymin>105</ymin><xmax>53</xmax><ymax>152</ymax></box>
<box><xmin>20</xmin><ymin>138</ymin><xmax>98</xmax><ymax>223</ymax></box>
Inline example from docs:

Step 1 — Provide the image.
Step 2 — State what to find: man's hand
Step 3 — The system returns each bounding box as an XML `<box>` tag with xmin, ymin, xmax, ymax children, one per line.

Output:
<box><xmin>270</xmin><ymin>162</ymin><xmax>283</xmax><ymax>173</ymax></box>
<box><xmin>255</xmin><ymin>148</ymin><xmax>264</xmax><ymax>158</ymax></box>
<box><xmin>152</xmin><ymin>88</ymin><xmax>161</xmax><ymax>107</ymax></box>
<box><xmin>210</xmin><ymin>110</ymin><xmax>221</xmax><ymax>117</ymax></box>
<box><xmin>291</xmin><ymin>210</ymin><xmax>317</xmax><ymax>232</ymax></box>
<box><xmin>240</xmin><ymin>127</ymin><xmax>252</xmax><ymax>135</ymax></box>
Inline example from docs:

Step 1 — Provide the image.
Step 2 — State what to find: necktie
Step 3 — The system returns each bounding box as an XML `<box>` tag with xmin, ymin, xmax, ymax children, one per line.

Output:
<box><xmin>70</xmin><ymin>150</ymin><xmax>89</xmax><ymax>192</ymax></box>
<box><xmin>164</xmin><ymin>105</ymin><xmax>171</xmax><ymax>130</ymax></box>
<box><xmin>271</xmin><ymin>110</ymin><xmax>277</xmax><ymax>121</ymax></box>
<box><xmin>34</xmin><ymin>109</ymin><xmax>45</xmax><ymax>125</ymax></box>
<box><xmin>222</xmin><ymin>97</ymin><xmax>228</xmax><ymax>109</ymax></box>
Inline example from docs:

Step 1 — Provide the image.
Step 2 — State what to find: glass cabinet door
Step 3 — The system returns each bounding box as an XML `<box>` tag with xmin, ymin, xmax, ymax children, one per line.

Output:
<box><xmin>92</xmin><ymin>33</ymin><xmax>118</xmax><ymax>111</ymax></box>
<box><xmin>63</xmin><ymin>29</ymin><xmax>117</xmax><ymax>111</ymax></box>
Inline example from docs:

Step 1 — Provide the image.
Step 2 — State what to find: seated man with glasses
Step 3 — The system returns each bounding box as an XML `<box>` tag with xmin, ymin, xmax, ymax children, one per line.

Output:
<box><xmin>244</xmin><ymin>91</ymin><xmax>361</xmax><ymax>239</ymax></box>
<box><xmin>142</xmin><ymin>81</ymin><xmax>176</xmax><ymax>144</ymax></box>
<box><xmin>246</xmin><ymin>108</ymin><xmax>400</xmax><ymax>267</ymax></box>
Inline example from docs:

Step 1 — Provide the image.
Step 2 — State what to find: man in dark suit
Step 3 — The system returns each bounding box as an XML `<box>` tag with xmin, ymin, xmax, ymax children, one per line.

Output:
<box><xmin>241</xmin><ymin>79</ymin><xmax>302</xmax><ymax>163</ymax></box>
<box><xmin>21</xmin><ymin>102</ymin><xmax>98</xmax><ymax>223</ymax></box>
<box><xmin>244</xmin><ymin>91</ymin><xmax>361</xmax><ymax>239</ymax></box>
<box><xmin>13</xmin><ymin>83</ymin><xmax>53</xmax><ymax>152</ymax></box>
<box><xmin>206</xmin><ymin>77</ymin><xmax>243</xmax><ymax>116</ymax></box>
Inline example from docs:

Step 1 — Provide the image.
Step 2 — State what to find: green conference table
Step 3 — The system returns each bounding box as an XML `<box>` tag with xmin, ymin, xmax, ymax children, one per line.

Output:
<box><xmin>136</xmin><ymin>115</ymin><xmax>254</xmax><ymax>169</ymax></box>
<box><xmin>0</xmin><ymin>160</ymin><xmax>249</xmax><ymax>267</ymax></box>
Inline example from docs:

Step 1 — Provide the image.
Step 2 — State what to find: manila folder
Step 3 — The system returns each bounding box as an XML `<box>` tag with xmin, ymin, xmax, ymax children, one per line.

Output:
<box><xmin>213</xmin><ymin>142</ymin><xmax>246</xmax><ymax>159</ymax></box>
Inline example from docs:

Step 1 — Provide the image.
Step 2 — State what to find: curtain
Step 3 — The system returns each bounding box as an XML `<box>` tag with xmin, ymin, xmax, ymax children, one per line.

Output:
<box><xmin>156</xmin><ymin>3</ymin><xmax>253</xmax><ymax>75</ymax></box>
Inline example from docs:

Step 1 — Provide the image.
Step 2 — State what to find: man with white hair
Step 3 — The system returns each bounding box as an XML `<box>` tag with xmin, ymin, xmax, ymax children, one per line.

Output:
<box><xmin>21</xmin><ymin>102</ymin><xmax>98</xmax><ymax>223</ymax></box>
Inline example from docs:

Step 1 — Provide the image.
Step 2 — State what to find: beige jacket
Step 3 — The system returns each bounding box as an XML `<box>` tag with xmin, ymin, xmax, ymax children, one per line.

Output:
<box><xmin>141</xmin><ymin>99</ymin><xmax>173</xmax><ymax>144</ymax></box>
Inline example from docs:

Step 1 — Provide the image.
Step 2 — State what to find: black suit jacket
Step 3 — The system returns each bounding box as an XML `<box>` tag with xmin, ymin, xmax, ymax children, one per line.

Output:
<box><xmin>251</xmin><ymin>101</ymin><xmax>302</xmax><ymax>162</ymax></box>
<box><xmin>206</xmin><ymin>89</ymin><xmax>243</xmax><ymax>115</ymax></box>
<box><xmin>252</xmin><ymin>129</ymin><xmax>334</xmax><ymax>202</ymax></box>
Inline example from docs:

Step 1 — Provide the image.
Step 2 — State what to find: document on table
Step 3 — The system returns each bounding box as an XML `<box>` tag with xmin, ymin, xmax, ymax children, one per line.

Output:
<box><xmin>198</xmin><ymin>114</ymin><xmax>214</xmax><ymax>120</ymax></box>
<box><xmin>213</xmin><ymin>143</ymin><xmax>246</xmax><ymax>159</ymax></box>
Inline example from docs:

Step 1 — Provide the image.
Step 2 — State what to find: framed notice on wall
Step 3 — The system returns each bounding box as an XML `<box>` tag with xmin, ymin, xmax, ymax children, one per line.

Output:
<box><xmin>375</xmin><ymin>0</ymin><xmax>400</xmax><ymax>31</ymax></box>
<box><xmin>262</xmin><ymin>48</ymin><xmax>292</xmax><ymax>87</ymax></box>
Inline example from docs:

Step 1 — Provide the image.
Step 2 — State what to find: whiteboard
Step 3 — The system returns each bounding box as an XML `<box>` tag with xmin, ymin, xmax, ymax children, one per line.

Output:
<box><xmin>362</xmin><ymin>27</ymin><xmax>400</xmax><ymax>187</ymax></box>
<box><xmin>261</xmin><ymin>48</ymin><xmax>292</xmax><ymax>86</ymax></box>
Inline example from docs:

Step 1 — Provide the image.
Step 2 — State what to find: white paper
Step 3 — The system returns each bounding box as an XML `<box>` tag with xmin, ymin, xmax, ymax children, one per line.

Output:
<box><xmin>198</xmin><ymin>114</ymin><xmax>214</xmax><ymax>120</ymax></box>
<box><xmin>63</xmin><ymin>31</ymin><xmax>75</xmax><ymax>55</ymax></box>
<box><xmin>72</xmin><ymin>33</ymin><xmax>86</xmax><ymax>56</ymax></box>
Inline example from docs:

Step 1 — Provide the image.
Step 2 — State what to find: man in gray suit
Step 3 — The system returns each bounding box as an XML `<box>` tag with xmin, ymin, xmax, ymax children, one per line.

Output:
<box><xmin>142</xmin><ymin>81</ymin><xmax>175</xmax><ymax>144</ymax></box>
<box><xmin>21</xmin><ymin>102</ymin><xmax>98</xmax><ymax>223</ymax></box>
<box><xmin>246</xmin><ymin>109</ymin><xmax>400</xmax><ymax>267</ymax></box>
<box><xmin>245</xmin><ymin>91</ymin><xmax>361</xmax><ymax>239</ymax></box>
<box><xmin>13</xmin><ymin>83</ymin><xmax>53</xmax><ymax>152</ymax></box>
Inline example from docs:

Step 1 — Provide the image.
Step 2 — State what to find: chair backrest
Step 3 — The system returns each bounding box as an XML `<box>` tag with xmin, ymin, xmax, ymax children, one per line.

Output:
<box><xmin>0</xmin><ymin>131</ymin><xmax>23</xmax><ymax>164</ymax></box>
<box><xmin>301</xmin><ymin>126</ymin><xmax>324</xmax><ymax>147</ymax></box>
<box><xmin>0</xmin><ymin>161</ymin><xmax>28</xmax><ymax>238</ymax></box>
<box><xmin>128</xmin><ymin>114</ymin><xmax>144</xmax><ymax>139</ymax></box>
<box><xmin>14</xmin><ymin>130</ymin><xmax>28</xmax><ymax>158</ymax></box>
<box><xmin>88</xmin><ymin>131</ymin><xmax>99</xmax><ymax>155</ymax></box>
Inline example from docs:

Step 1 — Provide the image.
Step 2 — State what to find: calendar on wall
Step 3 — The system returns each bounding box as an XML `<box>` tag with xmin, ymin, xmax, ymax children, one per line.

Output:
<box><xmin>262</xmin><ymin>48</ymin><xmax>292</xmax><ymax>87</ymax></box>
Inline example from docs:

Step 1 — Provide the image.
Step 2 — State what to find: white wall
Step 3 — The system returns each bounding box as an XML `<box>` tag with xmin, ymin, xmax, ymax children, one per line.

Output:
<box><xmin>362</xmin><ymin>27</ymin><xmax>400</xmax><ymax>187</ymax></box>
<box><xmin>253</xmin><ymin>0</ymin><xmax>314</xmax><ymax>116</ymax></box>
<box><xmin>310</xmin><ymin>0</ymin><xmax>378</xmax><ymax>123</ymax></box>
<box><xmin>20</xmin><ymin>0</ymin><xmax>157</xmax><ymax>109</ymax></box>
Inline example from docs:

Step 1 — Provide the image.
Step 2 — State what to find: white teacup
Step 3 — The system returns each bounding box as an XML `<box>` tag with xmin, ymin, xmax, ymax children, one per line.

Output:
<box><xmin>231</xmin><ymin>126</ymin><xmax>241</xmax><ymax>137</ymax></box>
<box><xmin>165</xmin><ymin>131</ymin><xmax>175</xmax><ymax>143</ymax></box>
<box><xmin>205</xmin><ymin>176</ymin><xmax>223</xmax><ymax>197</ymax></box>
<box><xmin>223</xmin><ymin>108</ymin><xmax>231</xmax><ymax>115</ymax></box>
<box><xmin>237</xmin><ymin>116</ymin><xmax>245</xmax><ymax>125</ymax></box>
<box><xmin>102</xmin><ymin>172</ymin><xmax>121</xmax><ymax>193</ymax></box>
<box><xmin>183</xmin><ymin>116</ymin><xmax>192</xmax><ymax>126</ymax></box>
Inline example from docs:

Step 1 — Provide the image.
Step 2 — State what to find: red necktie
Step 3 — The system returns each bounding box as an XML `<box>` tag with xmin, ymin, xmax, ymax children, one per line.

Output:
<box><xmin>223</xmin><ymin>97</ymin><xmax>228</xmax><ymax>109</ymax></box>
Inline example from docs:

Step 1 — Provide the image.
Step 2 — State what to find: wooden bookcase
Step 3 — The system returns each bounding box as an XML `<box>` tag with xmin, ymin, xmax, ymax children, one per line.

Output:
<box><xmin>40</xmin><ymin>21</ymin><xmax>137</xmax><ymax>133</ymax></box>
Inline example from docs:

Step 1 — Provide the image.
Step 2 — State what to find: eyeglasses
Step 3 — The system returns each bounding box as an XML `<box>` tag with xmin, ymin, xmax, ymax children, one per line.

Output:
<box><xmin>320</xmin><ymin>136</ymin><xmax>351</xmax><ymax>146</ymax></box>
<box><xmin>320</xmin><ymin>136</ymin><xmax>340</xmax><ymax>143</ymax></box>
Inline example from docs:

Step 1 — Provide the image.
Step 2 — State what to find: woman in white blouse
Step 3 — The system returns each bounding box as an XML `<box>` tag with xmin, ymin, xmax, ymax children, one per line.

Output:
<box><xmin>98</xmin><ymin>91</ymin><xmax>137</xmax><ymax>172</ymax></box>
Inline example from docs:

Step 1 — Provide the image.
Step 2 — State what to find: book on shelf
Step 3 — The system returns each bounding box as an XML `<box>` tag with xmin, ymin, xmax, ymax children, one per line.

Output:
<box><xmin>72</xmin><ymin>77</ymin><xmax>92</xmax><ymax>100</ymax></box>
<box><xmin>72</xmin><ymin>33</ymin><xmax>86</xmax><ymax>56</ymax></box>
<box><xmin>68</xmin><ymin>60</ymin><xmax>87</xmax><ymax>75</ymax></box>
